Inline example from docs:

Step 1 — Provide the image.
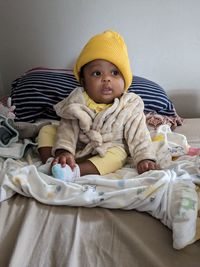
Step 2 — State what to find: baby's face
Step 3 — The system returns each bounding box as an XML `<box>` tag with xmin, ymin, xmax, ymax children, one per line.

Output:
<box><xmin>81</xmin><ymin>59</ymin><xmax>125</xmax><ymax>104</ymax></box>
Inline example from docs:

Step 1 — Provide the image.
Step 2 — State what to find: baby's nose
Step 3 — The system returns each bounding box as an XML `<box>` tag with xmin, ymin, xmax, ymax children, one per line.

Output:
<box><xmin>102</xmin><ymin>74</ymin><xmax>111</xmax><ymax>82</ymax></box>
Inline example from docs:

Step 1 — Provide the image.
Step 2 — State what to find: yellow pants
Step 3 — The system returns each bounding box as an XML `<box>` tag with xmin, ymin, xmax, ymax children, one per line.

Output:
<box><xmin>38</xmin><ymin>124</ymin><xmax>127</xmax><ymax>175</ymax></box>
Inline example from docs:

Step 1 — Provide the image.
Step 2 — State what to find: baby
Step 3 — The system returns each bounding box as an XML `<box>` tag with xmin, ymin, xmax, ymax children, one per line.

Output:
<box><xmin>38</xmin><ymin>30</ymin><xmax>157</xmax><ymax>181</ymax></box>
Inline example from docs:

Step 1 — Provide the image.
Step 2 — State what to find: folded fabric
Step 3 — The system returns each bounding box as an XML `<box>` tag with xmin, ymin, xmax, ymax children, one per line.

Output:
<box><xmin>9</xmin><ymin>120</ymin><xmax>51</xmax><ymax>139</ymax></box>
<box><xmin>0</xmin><ymin>115</ymin><xmax>19</xmax><ymax>147</ymax></box>
<box><xmin>145</xmin><ymin>111</ymin><xmax>183</xmax><ymax>130</ymax></box>
<box><xmin>0</xmin><ymin>138</ymin><xmax>37</xmax><ymax>159</ymax></box>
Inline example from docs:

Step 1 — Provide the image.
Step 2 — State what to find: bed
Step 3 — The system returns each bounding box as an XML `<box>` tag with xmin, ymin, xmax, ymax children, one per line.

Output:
<box><xmin>0</xmin><ymin>69</ymin><xmax>200</xmax><ymax>267</ymax></box>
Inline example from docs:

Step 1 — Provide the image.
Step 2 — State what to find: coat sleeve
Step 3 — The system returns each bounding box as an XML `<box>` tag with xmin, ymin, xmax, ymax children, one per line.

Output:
<box><xmin>124</xmin><ymin>95</ymin><xmax>156</xmax><ymax>166</ymax></box>
<box><xmin>52</xmin><ymin>118</ymin><xmax>79</xmax><ymax>156</ymax></box>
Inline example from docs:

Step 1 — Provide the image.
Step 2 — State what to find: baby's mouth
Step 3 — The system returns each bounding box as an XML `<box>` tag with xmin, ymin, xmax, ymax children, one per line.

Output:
<box><xmin>101</xmin><ymin>87</ymin><xmax>112</xmax><ymax>94</ymax></box>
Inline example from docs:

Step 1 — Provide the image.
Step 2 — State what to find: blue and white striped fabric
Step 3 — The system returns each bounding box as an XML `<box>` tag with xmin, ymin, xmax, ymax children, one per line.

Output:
<box><xmin>11</xmin><ymin>68</ymin><xmax>176</xmax><ymax>122</ymax></box>
<box><xmin>128</xmin><ymin>76</ymin><xmax>176</xmax><ymax>116</ymax></box>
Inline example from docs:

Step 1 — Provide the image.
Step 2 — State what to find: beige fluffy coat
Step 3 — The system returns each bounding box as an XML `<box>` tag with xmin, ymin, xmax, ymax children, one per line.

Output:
<box><xmin>53</xmin><ymin>87</ymin><xmax>156</xmax><ymax>166</ymax></box>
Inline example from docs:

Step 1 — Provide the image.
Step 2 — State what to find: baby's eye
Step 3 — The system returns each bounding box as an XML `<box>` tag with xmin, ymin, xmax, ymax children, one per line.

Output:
<box><xmin>111</xmin><ymin>70</ymin><xmax>119</xmax><ymax>76</ymax></box>
<box><xmin>92</xmin><ymin>71</ymin><xmax>101</xmax><ymax>77</ymax></box>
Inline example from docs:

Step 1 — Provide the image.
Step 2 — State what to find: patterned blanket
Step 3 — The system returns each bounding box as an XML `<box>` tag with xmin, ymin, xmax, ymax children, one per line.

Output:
<box><xmin>0</xmin><ymin>125</ymin><xmax>200</xmax><ymax>250</ymax></box>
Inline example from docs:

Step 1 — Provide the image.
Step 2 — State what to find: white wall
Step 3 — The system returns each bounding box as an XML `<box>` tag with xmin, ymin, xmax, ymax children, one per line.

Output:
<box><xmin>0</xmin><ymin>0</ymin><xmax>200</xmax><ymax>117</ymax></box>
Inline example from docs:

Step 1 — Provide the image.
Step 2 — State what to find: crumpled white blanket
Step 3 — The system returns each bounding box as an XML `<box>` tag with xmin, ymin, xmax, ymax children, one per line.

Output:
<box><xmin>0</xmin><ymin>125</ymin><xmax>200</xmax><ymax>250</ymax></box>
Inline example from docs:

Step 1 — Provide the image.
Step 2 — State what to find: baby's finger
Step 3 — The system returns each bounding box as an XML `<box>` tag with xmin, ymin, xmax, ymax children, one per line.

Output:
<box><xmin>51</xmin><ymin>157</ymin><xmax>59</xmax><ymax>166</ymax></box>
<box><xmin>148</xmin><ymin>161</ymin><xmax>158</xmax><ymax>170</ymax></box>
<box><xmin>59</xmin><ymin>156</ymin><xmax>67</xmax><ymax>167</ymax></box>
<box><xmin>149</xmin><ymin>162</ymin><xmax>156</xmax><ymax>169</ymax></box>
<box><xmin>66</xmin><ymin>157</ymin><xmax>76</xmax><ymax>169</ymax></box>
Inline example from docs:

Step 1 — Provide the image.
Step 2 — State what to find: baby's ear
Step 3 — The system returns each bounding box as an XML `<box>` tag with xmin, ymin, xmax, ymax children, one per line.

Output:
<box><xmin>80</xmin><ymin>78</ymin><xmax>85</xmax><ymax>86</ymax></box>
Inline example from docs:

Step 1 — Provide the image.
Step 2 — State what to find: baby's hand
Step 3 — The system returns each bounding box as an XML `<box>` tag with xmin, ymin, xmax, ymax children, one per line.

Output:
<box><xmin>52</xmin><ymin>149</ymin><xmax>76</xmax><ymax>170</ymax></box>
<box><xmin>137</xmin><ymin>159</ymin><xmax>158</xmax><ymax>174</ymax></box>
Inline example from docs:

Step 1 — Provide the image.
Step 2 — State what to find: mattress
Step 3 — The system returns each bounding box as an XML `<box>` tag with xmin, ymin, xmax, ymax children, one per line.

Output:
<box><xmin>174</xmin><ymin>118</ymin><xmax>200</xmax><ymax>147</ymax></box>
<box><xmin>1</xmin><ymin>118</ymin><xmax>200</xmax><ymax>267</ymax></box>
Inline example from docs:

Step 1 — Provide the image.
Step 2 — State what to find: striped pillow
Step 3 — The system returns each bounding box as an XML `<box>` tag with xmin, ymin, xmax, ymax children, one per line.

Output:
<box><xmin>128</xmin><ymin>76</ymin><xmax>176</xmax><ymax>116</ymax></box>
<box><xmin>11</xmin><ymin>68</ymin><xmax>177</xmax><ymax>122</ymax></box>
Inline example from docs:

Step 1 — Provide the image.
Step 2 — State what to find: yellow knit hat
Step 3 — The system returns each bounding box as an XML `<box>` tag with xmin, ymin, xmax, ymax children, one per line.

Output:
<box><xmin>73</xmin><ymin>30</ymin><xmax>133</xmax><ymax>90</ymax></box>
